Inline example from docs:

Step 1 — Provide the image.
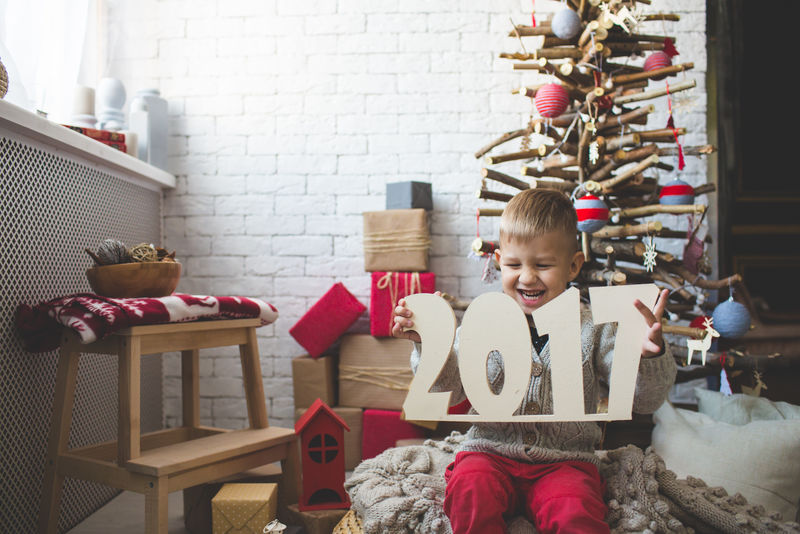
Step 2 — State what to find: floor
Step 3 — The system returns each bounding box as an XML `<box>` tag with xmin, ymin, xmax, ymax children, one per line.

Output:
<box><xmin>67</xmin><ymin>491</ymin><xmax>190</xmax><ymax>533</ymax></box>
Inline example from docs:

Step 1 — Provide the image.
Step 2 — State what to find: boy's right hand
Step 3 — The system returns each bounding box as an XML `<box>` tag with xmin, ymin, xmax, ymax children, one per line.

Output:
<box><xmin>392</xmin><ymin>297</ymin><xmax>421</xmax><ymax>343</ymax></box>
<box><xmin>392</xmin><ymin>291</ymin><xmax>442</xmax><ymax>343</ymax></box>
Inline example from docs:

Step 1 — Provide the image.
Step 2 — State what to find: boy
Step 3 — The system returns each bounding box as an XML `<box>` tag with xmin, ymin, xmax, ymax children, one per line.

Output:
<box><xmin>392</xmin><ymin>188</ymin><xmax>676</xmax><ymax>534</ymax></box>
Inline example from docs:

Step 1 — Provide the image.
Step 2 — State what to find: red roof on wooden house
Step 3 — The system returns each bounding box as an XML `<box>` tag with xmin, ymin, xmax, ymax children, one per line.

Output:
<box><xmin>295</xmin><ymin>398</ymin><xmax>350</xmax><ymax>433</ymax></box>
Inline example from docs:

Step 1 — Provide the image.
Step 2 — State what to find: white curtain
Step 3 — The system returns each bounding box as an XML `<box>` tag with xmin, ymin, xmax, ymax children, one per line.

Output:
<box><xmin>0</xmin><ymin>0</ymin><xmax>94</xmax><ymax>122</ymax></box>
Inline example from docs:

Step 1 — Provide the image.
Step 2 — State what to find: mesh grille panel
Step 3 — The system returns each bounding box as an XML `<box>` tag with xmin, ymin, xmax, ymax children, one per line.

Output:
<box><xmin>0</xmin><ymin>135</ymin><xmax>163</xmax><ymax>533</ymax></box>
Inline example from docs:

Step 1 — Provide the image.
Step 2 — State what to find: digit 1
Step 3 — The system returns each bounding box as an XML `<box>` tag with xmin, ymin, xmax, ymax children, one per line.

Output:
<box><xmin>530</xmin><ymin>287</ymin><xmax>585</xmax><ymax>419</ymax></box>
<box><xmin>458</xmin><ymin>292</ymin><xmax>532</xmax><ymax>419</ymax></box>
<box><xmin>589</xmin><ymin>284</ymin><xmax>659</xmax><ymax>419</ymax></box>
<box><xmin>401</xmin><ymin>293</ymin><xmax>457</xmax><ymax>421</ymax></box>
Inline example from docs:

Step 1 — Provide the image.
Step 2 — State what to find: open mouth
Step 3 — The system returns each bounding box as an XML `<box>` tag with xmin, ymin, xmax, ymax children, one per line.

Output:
<box><xmin>518</xmin><ymin>289</ymin><xmax>545</xmax><ymax>304</ymax></box>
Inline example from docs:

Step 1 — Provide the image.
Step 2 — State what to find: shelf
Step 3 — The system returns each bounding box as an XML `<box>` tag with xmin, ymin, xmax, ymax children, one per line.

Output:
<box><xmin>0</xmin><ymin>98</ymin><xmax>175</xmax><ymax>191</ymax></box>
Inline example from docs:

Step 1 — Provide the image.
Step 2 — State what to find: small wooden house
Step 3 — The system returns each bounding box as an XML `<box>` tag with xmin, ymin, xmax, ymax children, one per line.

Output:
<box><xmin>294</xmin><ymin>398</ymin><xmax>351</xmax><ymax>511</ymax></box>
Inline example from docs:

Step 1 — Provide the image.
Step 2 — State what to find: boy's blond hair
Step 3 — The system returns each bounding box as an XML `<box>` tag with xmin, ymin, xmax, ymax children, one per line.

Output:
<box><xmin>499</xmin><ymin>189</ymin><xmax>577</xmax><ymax>244</ymax></box>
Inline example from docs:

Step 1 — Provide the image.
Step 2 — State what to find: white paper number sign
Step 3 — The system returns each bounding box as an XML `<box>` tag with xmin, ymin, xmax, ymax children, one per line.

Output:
<box><xmin>402</xmin><ymin>284</ymin><xmax>659</xmax><ymax>422</ymax></box>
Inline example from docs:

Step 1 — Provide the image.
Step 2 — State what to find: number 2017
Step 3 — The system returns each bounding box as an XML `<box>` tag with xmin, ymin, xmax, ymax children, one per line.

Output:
<box><xmin>401</xmin><ymin>284</ymin><xmax>659</xmax><ymax>423</ymax></box>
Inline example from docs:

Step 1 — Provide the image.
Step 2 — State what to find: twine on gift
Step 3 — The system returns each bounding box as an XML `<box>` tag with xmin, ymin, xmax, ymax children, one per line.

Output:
<box><xmin>363</xmin><ymin>229</ymin><xmax>432</xmax><ymax>253</ymax></box>
<box><xmin>377</xmin><ymin>271</ymin><xmax>422</xmax><ymax>332</ymax></box>
<box><xmin>338</xmin><ymin>364</ymin><xmax>413</xmax><ymax>391</ymax></box>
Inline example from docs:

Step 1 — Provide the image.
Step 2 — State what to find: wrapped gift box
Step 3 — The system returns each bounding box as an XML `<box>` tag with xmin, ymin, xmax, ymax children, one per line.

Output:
<box><xmin>338</xmin><ymin>334</ymin><xmax>414</xmax><ymax>411</ymax></box>
<box><xmin>290</xmin><ymin>283</ymin><xmax>366</xmax><ymax>358</ymax></box>
<box><xmin>184</xmin><ymin>465</ymin><xmax>282</xmax><ymax>534</ymax></box>
<box><xmin>386</xmin><ymin>181</ymin><xmax>433</xmax><ymax>211</ymax></box>
<box><xmin>292</xmin><ymin>354</ymin><xmax>337</xmax><ymax>409</ymax></box>
<box><xmin>286</xmin><ymin>504</ymin><xmax>347</xmax><ymax>534</ymax></box>
<box><xmin>361</xmin><ymin>409</ymin><xmax>426</xmax><ymax>460</ymax></box>
<box><xmin>362</xmin><ymin>209</ymin><xmax>430</xmax><ymax>272</ymax></box>
<box><xmin>295</xmin><ymin>406</ymin><xmax>363</xmax><ymax>470</ymax></box>
<box><xmin>211</xmin><ymin>483</ymin><xmax>278</xmax><ymax>534</ymax></box>
<box><xmin>369</xmin><ymin>271</ymin><xmax>435</xmax><ymax>337</ymax></box>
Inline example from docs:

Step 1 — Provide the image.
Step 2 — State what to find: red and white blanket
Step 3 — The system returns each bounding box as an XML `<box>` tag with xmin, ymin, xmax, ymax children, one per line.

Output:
<box><xmin>15</xmin><ymin>293</ymin><xmax>279</xmax><ymax>352</ymax></box>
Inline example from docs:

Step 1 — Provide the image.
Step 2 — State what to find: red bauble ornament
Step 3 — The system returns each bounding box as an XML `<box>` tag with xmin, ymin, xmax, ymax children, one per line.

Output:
<box><xmin>534</xmin><ymin>83</ymin><xmax>570</xmax><ymax>118</ymax></box>
<box><xmin>644</xmin><ymin>51</ymin><xmax>672</xmax><ymax>80</ymax></box>
<box><xmin>574</xmin><ymin>194</ymin><xmax>609</xmax><ymax>233</ymax></box>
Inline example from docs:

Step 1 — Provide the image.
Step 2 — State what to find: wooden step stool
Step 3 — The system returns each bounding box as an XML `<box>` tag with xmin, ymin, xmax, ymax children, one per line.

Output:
<box><xmin>39</xmin><ymin>318</ymin><xmax>299</xmax><ymax>534</ymax></box>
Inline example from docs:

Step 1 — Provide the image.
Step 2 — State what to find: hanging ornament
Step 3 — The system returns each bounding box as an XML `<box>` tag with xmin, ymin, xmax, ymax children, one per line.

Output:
<box><xmin>662</xmin><ymin>37</ymin><xmax>679</xmax><ymax>58</ymax></box>
<box><xmin>741</xmin><ymin>369</ymin><xmax>768</xmax><ymax>397</ymax></box>
<box><xmin>643</xmin><ymin>235</ymin><xmax>657</xmax><ymax>272</ymax></box>
<box><xmin>719</xmin><ymin>353</ymin><xmax>732</xmax><ymax>395</ymax></box>
<box><xmin>711</xmin><ymin>297</ymin><xmax>751</xmax><ymax>339</ymax></box>
<box><xmin>574</xmin><ymin>194</ymin><xmax>609</xmax><ymax>233</ymax></box>
<box><xmin>685</xmin><ymin>316</ymin><xmax>719</xmax><ymax>366</ymax></box>
<box><xmin>588</xmin><ymin>140</ymin><xmax>600</xmax><ymax>165</ymax></box>
<box><xmin>534</xmin><ymin>83</ymin><xmax>570</xmax><ymax>118</ymax></box>
<box><xmin>659</xmin><ymin>178</ymin><xmax>695</xmax><ymax>205</ymax></box>
<box><xmin>644</xmin><ymin>51</ymin><xmax>672</xmax><ymax>80</ymax></box>
<box><xmin>551</xmin><ymin>8</ymin><xmax>582</xmax><ymax>40</ymax></box>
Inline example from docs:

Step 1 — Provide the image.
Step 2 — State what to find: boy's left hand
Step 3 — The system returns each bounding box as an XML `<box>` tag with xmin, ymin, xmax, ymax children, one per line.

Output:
<box><xmin>633</xmin><ymin>288</ymin><xmax>669</xmax><ymax>358</ymax></box>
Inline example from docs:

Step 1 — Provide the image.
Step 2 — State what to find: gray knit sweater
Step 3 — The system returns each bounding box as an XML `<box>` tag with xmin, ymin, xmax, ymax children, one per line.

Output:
<box><xmin>410</xmin><ymin>299</ymin><xmax>677</xmax><ymax>466</ymax></box>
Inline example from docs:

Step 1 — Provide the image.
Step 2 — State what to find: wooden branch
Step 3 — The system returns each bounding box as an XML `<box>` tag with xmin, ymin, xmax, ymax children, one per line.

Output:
<box><xmin>582</xmin><ymin>267</ymin><xmax>627</xmax><ymax>285</ymax></box>
<box><xmin>471</xmin><ymin>237</ymin><xmax>499</xmax><ymax>256</ymax></box>
<box><xmin>507</xmin><ymin>24</ymin><xmax>552</xmax><ymax>37</ymax></box>
<box><xmin>611</xmin><ymin>63</ymin><xmax>694</xmax><ymax>85</ymax></box>
<box><xmin>591</xmin><ymin>220</ymin><xmax>662</xmax><ymax>238</ymax></box>
<box><xmin>641</xmin><ymin>14</ymin><xmax>680</xmax><ymax>21</ymax></box>
<box><xmin>486</xmin><ymin>148</ymin><xmax>542</xmax><ymax>165</ymax></box>
<box><xmin>605</xmin><ymin>132</ymin><xmax>641</xmax><ymax>152</ymax></box>
<box><xmin>536</xmin><ymin>154</ymin><xmax>579</xmax><ymax>171</ymax></box>
<box><xmin>505</xmin><ymin>48</ymin><xmax>585</xmax><ymax>60</ymax></box>
<box><xmin>477</xmin><ymin>188</ymin><xmax>514</xmax><ymax>203</ymax></box>
<box><xmin>659</xmin><ymin>144</ymin><xmax>717</xmax><ymax>157</ymax></box>
<box><xmin>661</xmin><ymin>321</ymin><xmax>705</xmax><ymax>339</ymax></box>
<box><xmin>590</xmin><ymin>239</ymin><xmax>646</xmax><ymax>258</ymax></box>
<box><xmin>521</xmin><ymin>166</ymin><xmax>580</xmax><ymax>182</ymax></box>
<box><xmin>638</xmin><ymin>127</ymin><xmax>687</xmax><ymax>143</ymax></box>
<box><xmin>693</xmin><ymin>183</ymin><xmax>716</xmax><ymax>196</ymax></box>
<box><xmin>614</xmin><ymin>203</ymin><xmax>705</xmax><ymax>218</ymax></box>
<box><xmin>613</xmin><ymin>79</ymin><xmax>696</xmax><ymax>105</ymax></box>
<box><xmin>477</xmin><ymin>208</ymin><xmax>504</xmax><ymax>217</ymax></box>
<box><xmin>598</xmin><ymin>153</ymin><xmax>659</xmax><ymax>193</ymax></box>
<box><xmin>578</xmin><ymin>20</ymin><xmax>604</xmax><ymax>47</ymax></box>
<box><xmin>654</xmin><ymin>268</ymin><xmax>694</xmax><ymax>301</ymax></box>
<box><xmin>660</xmin><ymin>264</ymin><xmax>743</xmax><ymax>291</ymax></box>
<box><xmin>588</xmin><ymin>143</ymin><xmax>658</xmax><ymax>182</ymax></box>
<box><xmin>481</xmin><ymin>168</ymin><xmax>529</xmax><ymax>190</ymax></box>
<box><xmin>597</xmin><ymin>104</ymin><xmax>654</xmax><ymax>132</ymax></box>
<box><xmin>529</xmin><ymin>178</ymin><xmax>578</xmax><ymax>193</ymax></box>
<box><xmin>474</xmin><ymin>129</ymin><xmax>527</xmax><ymax>159</ymax></box>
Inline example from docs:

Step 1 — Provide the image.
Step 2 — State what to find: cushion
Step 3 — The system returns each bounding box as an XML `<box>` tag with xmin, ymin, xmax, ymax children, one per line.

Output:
<box><xmin>694</xmin><ymin>388</ymin><xmax>800</xmax><ymax>425</ymax></box>
<box><xmin>652</xmin><ymin>400</ymin><xmax>800</xmax><ymax>521</ymax></box>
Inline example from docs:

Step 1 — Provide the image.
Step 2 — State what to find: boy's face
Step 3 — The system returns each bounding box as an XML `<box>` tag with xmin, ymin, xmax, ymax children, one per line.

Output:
<box><xmin>498</xmin><ymin>230</ymin><xmax>585</xmax><ymax>316</ymax></box>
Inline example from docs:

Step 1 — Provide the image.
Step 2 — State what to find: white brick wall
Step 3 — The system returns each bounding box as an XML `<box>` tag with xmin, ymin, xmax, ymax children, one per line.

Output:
<box><xmin>106</xmin><ymin>0</ymin><xmax>708</xmax><ymax>429</ymax></box>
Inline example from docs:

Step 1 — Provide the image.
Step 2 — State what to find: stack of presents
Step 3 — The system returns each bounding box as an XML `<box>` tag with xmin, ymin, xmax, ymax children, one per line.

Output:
<box><xmin>181</xmin><ymin>182</ymin><xmax>467</xmax><ymax>534</ymax></box>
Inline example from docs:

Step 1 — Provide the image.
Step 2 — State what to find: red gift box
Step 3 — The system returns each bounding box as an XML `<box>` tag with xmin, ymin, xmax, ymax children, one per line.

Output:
<box><xmin>369</xmin><ymin>271</ymin><xmax>435</xmax><ymax>337</ymax></box>
<box><xmin>361</xmin><ymin>409</ymin><xmax>426</xmax><ymax>460</ymax></box>
<box><xmin>290</xmin><ymin>282</ymin><xmax>366</xmax><ymax>358</ymax></box>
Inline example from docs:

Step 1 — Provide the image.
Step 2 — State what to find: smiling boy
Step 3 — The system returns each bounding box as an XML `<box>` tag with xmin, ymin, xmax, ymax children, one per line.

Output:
<box><xmin>392</xmin><ymin>188</ymin><xmax>677</xmax><ymax>533</ymax></box>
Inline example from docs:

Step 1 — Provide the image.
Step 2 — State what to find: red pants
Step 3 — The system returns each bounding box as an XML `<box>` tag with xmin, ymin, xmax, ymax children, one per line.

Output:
<box><xmin>443</xmin><ymin>451</ymin><xmax>609</xmax><ymax>534</ymax></box>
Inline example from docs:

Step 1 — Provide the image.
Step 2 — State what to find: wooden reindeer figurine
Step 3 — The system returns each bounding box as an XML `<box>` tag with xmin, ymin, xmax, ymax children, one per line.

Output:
<box><xmin>685</xmin><ymin>316</ymin><xmax>720</xmax><ymax>366</ymax></box>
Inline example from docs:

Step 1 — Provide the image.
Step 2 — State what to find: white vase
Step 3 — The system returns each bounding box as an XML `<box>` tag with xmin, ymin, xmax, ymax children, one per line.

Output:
<box><xmin>129</xmin><ymin>88</ymin><xmax>167</xmax><ymax>170</ymax></box>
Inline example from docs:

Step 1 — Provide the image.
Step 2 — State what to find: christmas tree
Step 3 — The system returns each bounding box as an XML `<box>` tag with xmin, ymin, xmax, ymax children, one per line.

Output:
<box><xmin>469</xmin><ymin>0</ymin><xmax>754</xmax><ymax>359</ymax></box>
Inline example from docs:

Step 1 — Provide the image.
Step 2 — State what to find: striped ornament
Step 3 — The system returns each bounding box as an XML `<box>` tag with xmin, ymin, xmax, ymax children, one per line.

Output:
<box><xmin>643</xmin><ymin>51</ymin><xmax>672</xmax><ymax>80</ymax></box>
<box><xmin>659</xmin><ymin>178</ymin><xmax>694</xmax><ymax>205</ymax></box>
<box><xmin>535</xmin><ymin>83</ymin><xmax>570</xmax><ymax>118</ymax></box>
<box><xmin>574</xmin><ymin>194</ymin><xmax>609</xmax><ymax>233</ymax></box>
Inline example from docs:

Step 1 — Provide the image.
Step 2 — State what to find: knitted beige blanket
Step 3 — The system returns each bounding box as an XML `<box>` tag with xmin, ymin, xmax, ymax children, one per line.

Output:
<box><xmin>344</xmin><ymin>433</ymin><xmax>800</xmax><ymax>534</ymax></box>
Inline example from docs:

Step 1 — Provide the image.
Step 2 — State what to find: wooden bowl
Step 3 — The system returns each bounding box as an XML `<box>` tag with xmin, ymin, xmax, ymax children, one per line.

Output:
<box><xmin>86</xmin><ymin>261</ymin><xmax>181</xmax><ymax>298</ymax></box>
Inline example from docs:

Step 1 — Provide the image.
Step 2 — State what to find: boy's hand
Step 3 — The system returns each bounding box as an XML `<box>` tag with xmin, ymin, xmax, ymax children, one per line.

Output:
<box><xmin>634</xmin><ymin>288</ymin><xmax>669</xmax><ymax>358</ymax></box>
<box><xmin>391</xmin><ymin>291</ymin><xmax>442</xmax><ymax>343</ymax></box>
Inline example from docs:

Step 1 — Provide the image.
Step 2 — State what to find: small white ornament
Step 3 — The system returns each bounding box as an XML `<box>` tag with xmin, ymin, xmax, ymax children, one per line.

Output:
<box><xmin>685</xmin><ymin>316</ymin><xmax>720</xmax><ymax>366</ymax></box>
<box><xmin>589</xmin><ymin>140</ymin><xmax>600</xmax><ymax>164</ymax></box>
<box><xmin>264</xmin><ymin>519</ymin><xmax>287</xmax><ymax>533</ymax></box>
<box><xmin>643</xmin><ymin>236</ymin><xmax>658</xmax><ymax>272</ymax></box>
